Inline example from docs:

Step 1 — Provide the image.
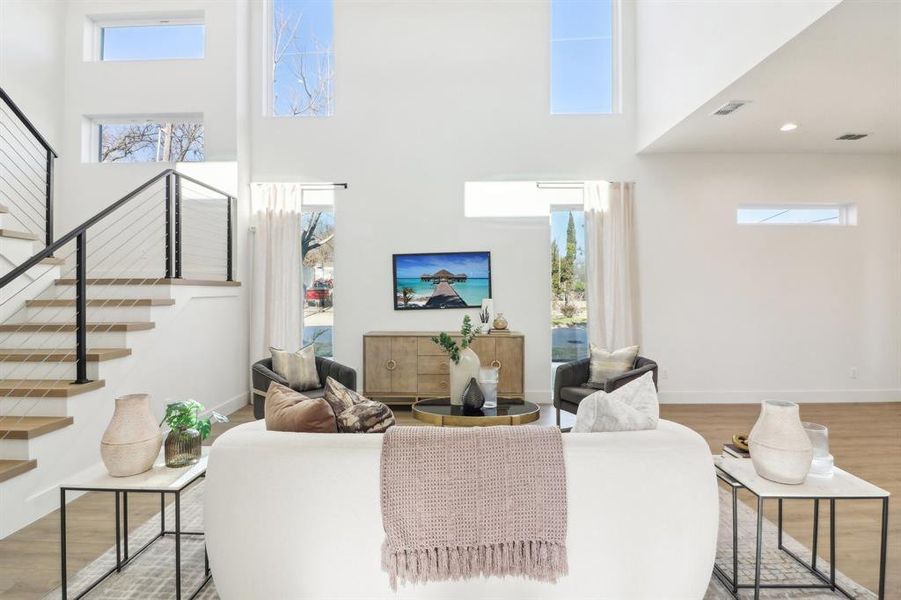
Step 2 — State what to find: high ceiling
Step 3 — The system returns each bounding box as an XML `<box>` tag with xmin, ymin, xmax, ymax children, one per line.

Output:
<box><xmin>644</xmin><ymin>0</ymin><xmax>901</xmax><ymax>154</ymax></box>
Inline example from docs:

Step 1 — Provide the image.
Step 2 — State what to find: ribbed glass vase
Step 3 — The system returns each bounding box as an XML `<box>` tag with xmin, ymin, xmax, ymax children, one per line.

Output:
<box><xmin>164</xmin><ymin>427</ymin><xmax>201</xmax><ymax>468</ymax></box>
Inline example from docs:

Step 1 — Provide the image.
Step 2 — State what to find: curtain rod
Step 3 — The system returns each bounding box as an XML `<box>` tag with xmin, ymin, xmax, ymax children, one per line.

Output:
<box><xmin>251</xmin><ymin>182</ymin><xmax>348</xmax><ymax>189</ymax></box>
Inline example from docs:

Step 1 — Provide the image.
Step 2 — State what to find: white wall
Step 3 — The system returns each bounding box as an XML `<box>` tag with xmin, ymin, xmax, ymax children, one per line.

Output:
<box><xmin>0</xmin><ymin>0</ymin><xmax>66</xmax><ymax>145</ymax></box>
<box><xmin>635</xmin><ymin>0</ymin><xmax>840</xmax><ymax>151</ymax></box>
<box><xmin>247</xmin><ymin>0</ymin><xmax>901</xmax><ymax>404</ymax></box>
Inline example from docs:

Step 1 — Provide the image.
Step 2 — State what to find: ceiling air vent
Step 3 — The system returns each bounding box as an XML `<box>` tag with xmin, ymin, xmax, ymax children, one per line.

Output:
<box><xmin>836</xmin><ymin>133</ymin><xmax>869</xmax><ymax>141</ymax></box>
<box><xmin>711</xmin><ymin>101</ymin><xmax>749</xmax><ymax>116</ymax></box>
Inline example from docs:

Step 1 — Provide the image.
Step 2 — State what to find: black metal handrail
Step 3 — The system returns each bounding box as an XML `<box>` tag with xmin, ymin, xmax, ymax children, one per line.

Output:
<box><xmin>0</xmin><ymin>85</ymin><xmax>57</xmax><ymax>246</ymax></box>
<box><xmin>0</xmin><ymin>168</ymin><xmax>235</xmax><ymax>383</ymax></box>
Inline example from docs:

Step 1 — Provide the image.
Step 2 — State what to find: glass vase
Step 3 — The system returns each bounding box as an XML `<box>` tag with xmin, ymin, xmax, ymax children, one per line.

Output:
<box><xmin>164</xmin><ymin>427</ymin><xmax>201</xmax><ymax>468</ymax></box>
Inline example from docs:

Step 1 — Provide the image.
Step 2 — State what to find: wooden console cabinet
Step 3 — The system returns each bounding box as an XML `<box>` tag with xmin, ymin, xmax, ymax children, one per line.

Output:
<box><xmin>363</xmin><ymin>331</ymin><xmax>524</xmax><ymax>405</ymax></box>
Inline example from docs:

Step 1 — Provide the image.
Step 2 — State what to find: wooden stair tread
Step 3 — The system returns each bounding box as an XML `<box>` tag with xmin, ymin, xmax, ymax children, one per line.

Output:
<box><xmin>37</xmin><ymin>257</ymin><xmax>66</xmax><ymax>266</ymax></box>
<box><xmin>55</xmin><ymin>278</ymin><xmax>240</xmax><ymax>286</ymax></box>
<box><xmin>0</xmin><ymin>229</ymin><xmax>39</xmax><ymax>241</ymax></box>
<box><xmin>26</xmin><ymin>298</ymin><xmax>174</xmax><ymax>307</ymax></box>
<box><xmin>0</xmin><ymin>416</ymin><xmax>73</xmax><ymax>439</ymax></box>
<box><xmin>0</xmin><ymin>348</ymin><xmax>131</xmax><ymax>362</ymax></box>
<box><xmin>0</xmin><ymin>379</ymin><xmax>105</xmax><ymax>397</ymax></box>
<box><xmin>0</xmin><ymin>322</ymin><xmax>154</xmax><ymax>332</ymax></box>
<box><xmin>0</xmin><ymin>459</ymin><xmax>37</xmax><ymax>483</ymax></box>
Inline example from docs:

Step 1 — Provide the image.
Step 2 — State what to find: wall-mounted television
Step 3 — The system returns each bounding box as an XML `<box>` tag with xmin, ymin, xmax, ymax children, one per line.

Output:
<box><xmin>393</xmin><ymin>251</ymin><xmax>492</xmax><ymax>310</ymax></box>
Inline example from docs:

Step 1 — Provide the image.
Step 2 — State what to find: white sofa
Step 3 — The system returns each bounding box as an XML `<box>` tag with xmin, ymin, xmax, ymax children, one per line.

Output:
<box><xmin>205</xmin><ymin>420</ymin><xmax>718</xmax><ymax>600</ymax></box>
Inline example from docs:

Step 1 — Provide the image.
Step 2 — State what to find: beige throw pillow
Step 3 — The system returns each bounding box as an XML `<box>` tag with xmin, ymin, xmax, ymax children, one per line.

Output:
<box><xmin>270</xmin><ymin>345</ymin><xmax>320</xmax><ymax>391</ymax></box>
<box><xmin>588</xmin><ymin>344</ymin><xmax>639</xmax><ymax>387</ymax></box>
<box><xmin>264</xmin><ymin>382</ymin><xmax>337</xmax><ymax>433</ymax></box>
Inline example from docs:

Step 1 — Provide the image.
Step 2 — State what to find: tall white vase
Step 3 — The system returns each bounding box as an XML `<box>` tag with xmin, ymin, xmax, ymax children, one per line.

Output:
<box><xmin>100</xmin><ymin>394</ymin><xmax>163</xmax><ymax>477</ymax></box>
<box><xmin>449</xmin><ymin>347</ymin><xmax>480</xmax><ymax>406</ymax></box>
<box><xmin>749</xmin><ymin>400</ymin><xmax>813</xmax><ymax>484</ymax></box>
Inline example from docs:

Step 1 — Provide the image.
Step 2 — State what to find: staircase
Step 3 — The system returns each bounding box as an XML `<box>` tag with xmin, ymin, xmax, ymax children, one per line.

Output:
<box><xmin>0</xmin><ymin>86</ymin><xmax>240</xmax><ymax>537</ymax></box>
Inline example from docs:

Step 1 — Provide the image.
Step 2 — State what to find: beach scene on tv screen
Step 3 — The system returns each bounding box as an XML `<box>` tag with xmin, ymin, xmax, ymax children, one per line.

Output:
<box><xmin>394</xmin><ymin>252</ymin><xmax>490</xmax><ymax>309</ymax></box>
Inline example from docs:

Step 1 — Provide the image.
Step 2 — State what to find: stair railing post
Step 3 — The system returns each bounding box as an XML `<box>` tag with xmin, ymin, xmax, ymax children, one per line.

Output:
<box><xmin>74</xmin><ymin>232</ymin><xmax>90</xmax><ymax>384</ymax></box>
<box><xmin>45</xmin><ymin>151</ymin><xmax>54</xmax><ymax>247</ymax></box>
<box><xmin>165</xmin><ymin>174</ymin><xmax>173</xmax><ymax>279</ymax></box>
<box><xmin>174</xmin><ymin>174</ymin><xmax>182</xmax><ymax>279</ymax></box>
<box><xmin>226</xmin><ymin>196</ymin><xmax>233</xmax><ymax>282</ymax></box>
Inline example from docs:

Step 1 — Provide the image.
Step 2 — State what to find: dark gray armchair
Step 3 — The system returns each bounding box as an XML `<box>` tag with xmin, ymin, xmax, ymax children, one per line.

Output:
<box><xmin>251</xmin><ymin>356</ymin><xmax>357</xmax><ymax>419</ymax></box>
<box><xmin>553</xmin><ymin>356</ymin><xmax>658</xmax><ymax>425</ymax></box>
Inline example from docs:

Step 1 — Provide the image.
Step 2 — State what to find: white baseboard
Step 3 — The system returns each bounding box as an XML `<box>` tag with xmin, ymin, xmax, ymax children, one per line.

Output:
<box><xmin>528</xmin><ymin>389</ymin><xmax>901</xmax><ymax>405</ymax></box>
<box><xmin>657</xmin><ymin>389</ymin><xmax>901</xmax><ymax>404</ymax></box>
<box><xmin>206</xmin><ymin>391</ymin><xmax>251</xmax><ymax>417</ymax></box>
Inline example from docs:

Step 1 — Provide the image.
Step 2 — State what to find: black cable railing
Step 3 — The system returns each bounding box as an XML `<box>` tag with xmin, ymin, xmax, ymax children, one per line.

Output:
<box><xmin>0</xmin><ymin>85</ymin><xmax>57</xmax><ymax>247</ymax></box>
<box><xmin>0</xmin><ymin>169</ymin><xmax>235</xmax><ymax>385</ymax></box>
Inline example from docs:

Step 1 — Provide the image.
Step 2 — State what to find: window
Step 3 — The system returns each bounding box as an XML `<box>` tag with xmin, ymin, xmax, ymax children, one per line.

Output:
<box><xmin>551</xmin><ymin>207</ymin><xmax>588</xmax><ymax>362</ymax></box>
<box><xmin>91</xmin><ymin>16</ymin><xmax>205</xmax><ymax>61</ymax></box>
<box><xmin>301</xmin><ymin>189</ymin><xmax>335</xmax><ymax>357</ymax></box>
<box><xmin>551</xmin><ymin>0</ymin><xmax>615</xmax><ymax>114</ymax></box>
<box><xmin>270</xmin><ymin>0</ymin><xmax>335</xmax><ymax>117</ymax></box>
<box><xmin>93</xmin><ymin>117</ymin><xmax>204</xmax><ymax>163</ymax></box>
<box><xmin>737</xmin><ymin>205</ymin><xmax>856</xmax><ymax>226</ymax></box>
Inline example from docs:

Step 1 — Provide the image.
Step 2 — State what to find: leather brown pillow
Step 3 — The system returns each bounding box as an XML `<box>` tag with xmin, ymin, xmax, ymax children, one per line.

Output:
<box><xmin>264</xmin><ymin>382</ymin><xmax>337</xmax><ymax>433</ymax></box>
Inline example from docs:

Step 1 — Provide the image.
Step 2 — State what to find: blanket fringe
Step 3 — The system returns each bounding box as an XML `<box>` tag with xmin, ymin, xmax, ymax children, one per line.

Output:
<box><xmin>382</xmin><ymin>540</ymin><xmax>569</xmax><ymax>591</ymax></box>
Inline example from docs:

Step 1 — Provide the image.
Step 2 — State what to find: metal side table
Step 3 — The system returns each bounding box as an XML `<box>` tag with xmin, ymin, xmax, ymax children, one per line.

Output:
<box><xmin>60</xmin><ymin>449</ymin><xmax>211</xmax><ymax>600</ymax></box>
<box><xmin>714</xmin><ymin>456</ymin><xmax>889</xmax><ymax>600</ymax></box>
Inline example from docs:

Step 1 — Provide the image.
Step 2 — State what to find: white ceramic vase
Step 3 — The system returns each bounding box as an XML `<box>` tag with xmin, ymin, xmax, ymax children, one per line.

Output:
<box><xmin>449</xmin><ymin>347</ymin><xmax>480</xmax><ymax>406</ymax></box>
<box><xmin>749</xmin><ymin>400</ymin><xmax>813</xmax><ymax>485</ymax></box>
<box><xmin>100</xmin><ymin>394</ymin><xmax>163</xmax><ymax>477</ymax></box>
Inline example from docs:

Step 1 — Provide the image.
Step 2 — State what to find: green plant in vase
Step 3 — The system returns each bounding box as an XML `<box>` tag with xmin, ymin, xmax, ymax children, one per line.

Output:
<box><xmin>432</xmin><ymin>315</ymin><xmax>480</xmax><ymax>405</ymax></box>
<box><xmin>161</xmin><ymin>400</ymin><xmax>228</xmax><ymax>468</ymax></box>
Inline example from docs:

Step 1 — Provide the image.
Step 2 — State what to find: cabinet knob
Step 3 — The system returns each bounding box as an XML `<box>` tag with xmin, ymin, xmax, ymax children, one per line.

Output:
<box><xmin>490</xmin><ymin>360</ymin><xmax>502</xmax><ymax>370</ymax></box>
<box><xmin>386</xmin><ymin>359</ymin><xmax>397</xmax><ymax>371</ymax></box>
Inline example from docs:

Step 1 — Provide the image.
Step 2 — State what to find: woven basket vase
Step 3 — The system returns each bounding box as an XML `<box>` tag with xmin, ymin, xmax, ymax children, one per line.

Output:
<box><xmin>100</xmin><ymin>394</ymin><xmax>163</xmax><ymax>477</ymax></box>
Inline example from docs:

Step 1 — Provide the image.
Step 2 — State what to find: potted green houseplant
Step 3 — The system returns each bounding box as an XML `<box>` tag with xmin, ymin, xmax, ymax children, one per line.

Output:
<box><xmin>161</xmin><ymin>400</ymin><xmax>228</xmax><ymax>468</ymax></box>
<box><xmin>432</xmin><ymin>315</ymin><xmax>480</xmax><ymax>406</ymax></box>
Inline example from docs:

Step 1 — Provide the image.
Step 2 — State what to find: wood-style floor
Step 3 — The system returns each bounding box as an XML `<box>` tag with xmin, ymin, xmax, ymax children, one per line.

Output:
<box><xmin>0</xmin><ymin>402</ymin><xmax>898</xmax><ymax>599</ymax></box>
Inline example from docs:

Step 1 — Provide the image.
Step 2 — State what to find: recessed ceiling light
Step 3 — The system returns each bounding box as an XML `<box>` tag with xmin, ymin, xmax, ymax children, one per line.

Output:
<box><xmin>780</xmin><ymin>123</ymin><xmax>798</xmax><ymax>132</ymax></box>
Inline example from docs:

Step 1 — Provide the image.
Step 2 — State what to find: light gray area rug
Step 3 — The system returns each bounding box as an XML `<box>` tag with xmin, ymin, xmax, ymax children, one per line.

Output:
<box><xmin>47</xmin><ymin>482</ymin><xmax>875</xmax><ymax>599</ymax></box>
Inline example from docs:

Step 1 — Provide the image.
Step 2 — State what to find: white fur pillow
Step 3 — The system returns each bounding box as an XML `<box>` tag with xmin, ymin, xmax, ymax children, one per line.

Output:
<box><xmin>572</xmin><ymin>371</ymin><xmax>658</xmax><ymax>433</ymax></box>
<box><xmin>270</xmin><ymin>345</ymin><xmax>320</xmax><ymax>391</ymax></box>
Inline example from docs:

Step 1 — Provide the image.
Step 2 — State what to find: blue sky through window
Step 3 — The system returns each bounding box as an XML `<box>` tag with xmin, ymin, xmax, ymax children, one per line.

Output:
<box><xmin>101</xmin><ymin>24</ymin><xmax>205</xmax><ymax>61</ymax></box>
<box><xmin>272</xmin><ymin>0</ymin><xmax>335</xmax><ymax>116</ymax></box>
<box><xmin>551</xmin><ymin>0</ymin><xmax>614</xmax><ymax>114</ymax></box>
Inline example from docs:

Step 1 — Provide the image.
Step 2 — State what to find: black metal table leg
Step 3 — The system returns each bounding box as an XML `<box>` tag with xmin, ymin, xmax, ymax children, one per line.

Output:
<box><xmin>60</xmin><ymin>488</ymin><xmax>67</xmax><ymax>600</ymax></box>
<box><xmin>161</xmin><ymin>492</ymin><xmax>166</xmax><ymax>536</ymax></box>
<box><xmin>123</xmin><ymin>491</ymin><xmax>129</xmax><ymax>561</ymax></box>
<box><xmin>175</xmin><ymin>490</ymin><xmax>181</xmax><ymax>600</ymax></box>
<box><xmin>732</xmin><ymin>485</ymin><xmax>738</xmax><ymax>594</ymax></box>
<box><xmin>878</xmin><ymin>497</ymin><xmax>888</xmax><ymax>600</ymax></box>
<box><xmin>777</xmin><ymin>498</ymin><xmax>783</xmax><ymax>548</ymax></box>
<box><xmin>114</xmin><ymin>492</ymin><xmax>121</xmax><ymax>572</ymax></box>
<box><xmin>812</xmin><ymin>498</ymin><xmax>820</xmax><ymax>570</ymax></box>
<box><xmin>830</xmin><ymin>498</ymin><xmax>836</xmax><ymax>591</ymax></box>
<box><xmin>754</xmin><ymin>496</ymin><xmax>763</xmax><ymax>600</ymax></box>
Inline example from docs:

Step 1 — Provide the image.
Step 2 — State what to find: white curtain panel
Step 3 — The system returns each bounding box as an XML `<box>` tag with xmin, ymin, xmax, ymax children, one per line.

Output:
<box><xmin>584</xmin><ymin>181</ymin><xmax>640</xmax><ymax>350</ymax></box>
<box><xmin>250</xmin><ymin>183</ymin><xmax>304</xmax><ymax>362</ymax></box>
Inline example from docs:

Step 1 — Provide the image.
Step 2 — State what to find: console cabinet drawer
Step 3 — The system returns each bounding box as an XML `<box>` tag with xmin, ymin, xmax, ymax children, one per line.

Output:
<box><xmin>418</xmin><ymin>374</ymin><xmax>450</xmax><ymax>394</ymax></box>
<box><xmin>418</xmin><ymin>355</ymin><xmax>449</xmax><ymax>375</ymax></box>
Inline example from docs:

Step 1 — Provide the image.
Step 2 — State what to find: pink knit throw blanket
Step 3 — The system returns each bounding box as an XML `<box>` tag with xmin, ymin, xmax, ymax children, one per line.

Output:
<box><xmin>380</xmin><ymin>425</ymin><xmax>568</xmax><ymax>589</ymax></box>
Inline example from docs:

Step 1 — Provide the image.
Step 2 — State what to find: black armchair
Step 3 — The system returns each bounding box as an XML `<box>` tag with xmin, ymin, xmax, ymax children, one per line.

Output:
<box><xmin>553</xmin><ymin>356</ymin><xmax>658</xmax><ymax>425</ymax></box>
<box><xmin>251</xmin><ymin>356</ymin><xmax>358</xmax><ymax>419</ymax></box>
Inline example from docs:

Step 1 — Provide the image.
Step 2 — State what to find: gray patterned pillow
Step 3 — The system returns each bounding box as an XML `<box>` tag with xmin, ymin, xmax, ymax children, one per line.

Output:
<box><xmin>323</xmin><ymin>376</ymin><xmax>363</xmax><ymax>416</ymax></box>
<box><xmin>336</xmin><ymin>400</ymin><xmax>395</xmax><ymax>433</ymax></box>
<box><xmin>588</xmin><ymin>344</ymin><xmax>639</xmax><ymax>386</ymax></box>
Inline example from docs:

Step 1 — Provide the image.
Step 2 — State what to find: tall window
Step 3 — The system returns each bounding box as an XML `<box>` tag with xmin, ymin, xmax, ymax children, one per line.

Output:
<box><xmin>271</xmin><ymin>0</ymin><xmax>335</xmax><ymax>117</ymax></box>
<box><xmin>551</xmin><ymin>208</ymin><xmax>587</xmax><ymax>362</ymax></box>
<box><xmin>737</xmin><ymin>205</ymin><xmax>856</xmax><ymax>226</ymax></box>
<box><xmin>301</xmin><ymin>189</ymin><xmax>335</xmax><ymax>356</ymax></box>
<box><xmin>90</xmin><ymin>16</ymin><xmax>205</xmax><ymax>61</ymax></box>
<box><xmin>94</xmin><ymin>117</ymin><xmax>204</xmax><ymax>163</ymax></box>
<box><xmin>550</xmin><ymin>0</ymin><xmax>615</xmax><ymax>114</ymax></box>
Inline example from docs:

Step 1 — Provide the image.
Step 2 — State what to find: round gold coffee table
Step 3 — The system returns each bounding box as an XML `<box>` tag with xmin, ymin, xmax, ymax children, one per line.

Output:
<box><xmin>412</xmin><ymin>397</ymin><xmax>540</xmax><ymax>427</ymax></box>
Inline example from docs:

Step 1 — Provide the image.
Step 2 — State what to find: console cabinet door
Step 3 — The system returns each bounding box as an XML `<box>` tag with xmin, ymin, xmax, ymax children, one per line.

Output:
<box><xmin>390</xmin><ymin>336</ymin><xmax>419</xmax><ymax>393</ymax></box>
<box><xmin>468</xmin><ymin>337</ymin><xmax>496</xmax><ymax>367</ymax></box>
<box><xmin>364</xmin><ymin>337</ymin><xmax>392</xmax><ymax>393</ymax></box>
<box><xmin>496</xmin><ymin>337</ymin><xmax>524</xmax><ymax>395</ymax></box>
